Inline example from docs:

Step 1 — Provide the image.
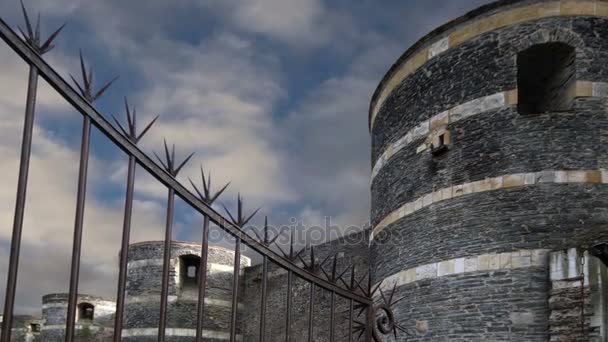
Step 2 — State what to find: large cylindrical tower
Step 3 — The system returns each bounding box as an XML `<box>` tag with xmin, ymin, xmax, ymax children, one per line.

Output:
<box><xmin>369</xmin><ymin>0</ymin><xmax>608</xmax><ymax>341</ymax></box>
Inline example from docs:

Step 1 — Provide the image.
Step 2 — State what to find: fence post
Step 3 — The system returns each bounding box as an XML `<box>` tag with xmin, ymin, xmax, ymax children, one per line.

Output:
<box><xmin>0</xmin><ymin>65</ymin><xmax>38</xmax><ymax>342</ymax></box>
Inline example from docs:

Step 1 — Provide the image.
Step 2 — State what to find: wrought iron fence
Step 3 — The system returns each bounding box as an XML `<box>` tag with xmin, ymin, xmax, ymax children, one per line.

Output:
<box><xmin>0</xmin><ymin>3</ymin><xmax>414</xmax><ymax>341</ymax></box>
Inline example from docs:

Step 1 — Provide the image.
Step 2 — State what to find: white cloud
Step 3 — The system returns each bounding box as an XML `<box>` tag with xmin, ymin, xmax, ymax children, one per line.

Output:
<box><xmin>115</xmin><ymin>34</ymin><xmax>294</xmax><ymax>205</ymax></box>
<box><xmin>228</xmin><ymin>0</ymin><xmax>329</xmax><ymax>45</ymax></box>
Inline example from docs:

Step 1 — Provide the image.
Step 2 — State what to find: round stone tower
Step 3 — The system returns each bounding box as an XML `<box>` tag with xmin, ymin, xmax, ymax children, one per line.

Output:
<box><xmin>40</xmin><ymin>293</ymin><xmax>115</xmax><ymax>341</ymax></box>
<box><xmin>123</xmin><ymin>241</ymin><xmax>251</xmax><ymax>341</ymax></box>
<box><xmin>369</xmin><ymin>0</ymin><xmax>608</xmax><ymax>340</ymax></box>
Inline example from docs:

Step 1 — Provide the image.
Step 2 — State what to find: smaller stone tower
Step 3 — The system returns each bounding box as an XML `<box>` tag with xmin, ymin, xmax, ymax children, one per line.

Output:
<box><xmin>0</xmin><ymin>315</ymin><xmax>41</xmax><ymax>341</ymax></box>
<box><xmin>40</xmin><ymin>293</ymin><xmax>115</xmax><ymax>341</ymax></box>
<box><xmin>123</xmin><ymin>241</ymin><xmax>251</xmax><ymax>341</ymax></box>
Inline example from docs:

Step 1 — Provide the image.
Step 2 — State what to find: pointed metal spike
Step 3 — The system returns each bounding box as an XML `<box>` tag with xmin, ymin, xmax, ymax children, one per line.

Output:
<box><xmin>276</xmin><ymin>244</ymin><xmax>289</xmax><ymax>259</ymax></box>
<box><xmin>78</xmin><ymin>50</ymin><xmax>87</xmax><ymax>89</ymax></box>
<box><xmin>200</xmin><ymin>167</ymin><xmax>209</xmax><ymax>196</ymax></box>
<box><xmin>319</xmin><ymin>253</ymin><xmax>333</xmax><ymax>269</ymax></box>
<box><xmin>35</xmin><ymin>13</ymin><xmax>40</xmax><ymax>43</ymax></box>
<box><xmin>136</xmin><ymin>115</ymin><xmax>158</xmax><ymax>143</ymax></box>
<box><xmin>388</xmin><ymin>281</ymin><xmax>397</xmax><ymax>304</ymax></box>
<box><xmin>356</xmin><ymin>328</ymin><xmax>365</xmax><ymax>340</ymax></box>
<box><xmin>297</xmin><ymin>253</ymin><xmax>309</xmax><ymax>269</ymax></box>
<box><xmin>379</xmin><ymin>288</ymin><xmax>388</xmax><ymax>305</ymax></box>
<box><xmin>221</xmin><ymin>203</ymin><xmax>238</xmax><ymax>226</ymax></box>
<box><xmin>20</xmin><ymin>1</ymin><xmax>33</xmax><ymax>40</ymax></box>
<box><xmin>356</xmin><ymin>304</ymin><xmax>366</xmax><ymax>317</ymax></box>
<box><xmin>162</xmin><ymin>139</ymin><xmax>170</xmax><ymax>167</ymax></box>
<box><xmin>355</xmin><ymin>272</ymin><xmax>369</xmax><ymax>293</ymax></box>
<box><xmin>152</xmin><ymin>151</ymin><xmax>168</xmax><ymax>171</ymax></box>
<box><xmin>132</xmin><ymin>107</ymin><xmax>137</xmax><ymax>134</ymax></box>
<box><xmin>17</xmin><ymin>26</ymin><xmax>28</xmax><ymax>42</ymax></box>
<box><xmin>111</xmin><ymin>115</ymin><xmax>130</xmax><ymax>138</ymax></box>
<box><xmin>69</xmin><ymin>74</ymin><xmax>86</xmax><ymax>97</ymax></box>
<box><xmin>87</xmin><ymin>66</ymin><xmax>94</xmax><ymax>93</ymax></box>
<box><xmin>242</xmin><ymin>207</ymin><xmax>261</xmax><ymax>226</ymax></box>
<box><xmin>371</xmin><ymin>280</ymin><xmax>383</xmax><ymax>297</ymax></box>
<box><xmin>336</xmin><ymin>263</ymin><xmax>350</xmax><ymax>283</ymax></box>
<box><xmin>189</xmin><ymin>178</ymin><xmax>205</xmax><ymax>201</ymax></box>
<box><xmin>251</xmin><ymin>229</ymin><xmax>264</xmax><ymax>243</ymax></box>
<box><xmin>263</xmin><ymin>216</ymin><xmax>269</xmax><ymax>244</ymax></box>
<box><xmin>331</xmin><ymin>255</ymin><xmax>338</xmax><ymax>280</ymax></box>
<box><xmin>395</xmin><ymin>324</ymin><xmax>412</xmax><ymax>336</ymax></box>
<box><xmin>124</xmin><ymin>97</ymin><xmax>132</xmax><ymax>129</ymax></box>
<box><xmin>289</xmin><ymin>230</ymin><xmax>295</xmax><ymax>259</ymax></box>
<box><xmin>43</xmin><ymin>43</ymin><xmax>55</xmax><ymax>54</ymax></box>
<box><xmin>267</xmin><ymin>229</ymin><xmax>284</xmax><ymax>246</ymax></box>
<box><xmin>237</xmin><ymin>193</ymin><xmax>243</xmax><ymax>224</ymax></box>
<box><xmin>174</xmin><ymin>152</ymin><xmax>195</xmax><ymax>176</ymax></box>
<box><xmin>171</xmin><ymin>144</ymin><xmax>176</xmax><ymax>169</ymax></box>
<box><xmin>40</xmin><ymin>22</ymin><xmax>66</xmax><ymax>54</ymax></box>
<box><xmin>320</xmin><ymin>264</ymin><xmax>332</xmax><ymax>279</ymax></box>
<box><xmin>207</xmin><ymin>170</ymin><xmax>212</xmax><ymax>195</ymax></box>
<box><xmin>210</xmin><ymin>182</ymin><xmax>230</xmax><ymax>204</ymax></box>
<box><xmin>93</xmin><ymin>75</ymin><xmax>119</xmax><ymax>102</ymax></box>
<box><xmin>392</xmin><ymin>295</ymin><xmax>406</xmax><ymax>306</ymax></box>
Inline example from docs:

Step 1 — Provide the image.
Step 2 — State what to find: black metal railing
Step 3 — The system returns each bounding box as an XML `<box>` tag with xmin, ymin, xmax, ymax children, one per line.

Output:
<box><xmin>0</xmin><ymin>5</ymin><xmax>382</xmax><ymax>342</ymax></box>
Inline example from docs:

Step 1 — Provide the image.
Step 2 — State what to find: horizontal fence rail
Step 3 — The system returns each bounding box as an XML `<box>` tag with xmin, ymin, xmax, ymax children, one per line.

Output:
<box><xmin>0</xmin><ymin>9</ymin><xmax>386</xmax><ymax>342</ymax></box>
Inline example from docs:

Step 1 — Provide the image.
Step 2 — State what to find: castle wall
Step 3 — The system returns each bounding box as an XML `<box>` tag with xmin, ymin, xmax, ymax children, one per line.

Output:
<box><xmin>369</xmin><ymin>1</ymin><xmax>608</xmax><ymax>340</ymax></box>
<box><xmin>123</xmin><ymin>241</ymin><xmax>250</xmax><ymax>341</ymax></box>
<box><xmin>241</xmin><ymin>229</ymin><xmax>370</xmax><ymax>342</ymax></box>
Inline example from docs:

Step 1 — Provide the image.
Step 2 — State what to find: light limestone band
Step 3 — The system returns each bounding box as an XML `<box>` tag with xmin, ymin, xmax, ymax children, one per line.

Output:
<box><xmin>121</xmin><ymin>328</ymin><xmax>242</xmax><ymax>340</ymax></box>
<box><xmin>375</xmin><ymin>249</ymin><xmax>549</xmax><ymax>294</ymax></box>
<box><xmin>370</xmin><ymin>1</ymin><xmax>608</xmax><ymax>129</ymax></box>
<box><xmin>42</xmin><ymin>302</ymin><xmax>116</xmax><ymax>311</ymax></box>
<box><xmin>371</xmin><ymin>81</ymin><xmax>608</xmax><ymax>182</ymax></box>
<box><xmin>372</xmin><ymin>169</ymin><xmax>607</xmax><ymax>240</ymax></box>
<box><xmin>42</xmin><ymin>325</ymin><xmax>111</xmax><ymax>332</ymax></box>
<box><xmin>125</xmin><ymin>296</ymin><xmax>244</xmax><ymax>310</ymax></box>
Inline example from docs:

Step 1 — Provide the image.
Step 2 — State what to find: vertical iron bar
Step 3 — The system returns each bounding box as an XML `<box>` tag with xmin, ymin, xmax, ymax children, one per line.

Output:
<box><xmin>285</xmin><ymin>270</ymin><xmax>292</xmax><ymax>342</ymax></box>
<box><xmin>195</xmin><ymin>215</ymin><xmax>210</xmax><ymax>342</ymax></box>
<box><xmin>65</xmin><ymin>115</ymin><xmax>92</xmax><ymax>342</ymax></box>
<box><xmin>329</xmin><ymin>292</ymin><xmax>335</xmax><ymax>342</ymax></box>
<box><xmin>230</xmin><ymin>238</ymin><xmax>241</xmax><ymax>342</ymax></box>
<box><xmin>112</xmin><ymin>155</ymin><xmax>136</xmax><ymax>342</ymax></box>
<box><xmin>0</xmin><ymin>66</ymin><xmax>39</xmax><ymax>342</ymax></box>
<box><xmin>366</xmin><ymin>304</ymin><xmax>373</xmax><ymax>342</ymax></box>
<box><xmin>158</xmin><ymin>187</ymin><xmax>175</xmax><ymax>342</ymax></box>
<box><xmin>259</xmin><ymin>255</ymin><xmax>268</xmax><ymax>342</ymax></box>
<box><xmin>307</xmin><ymin>283</ymin><xmax>315</xmax><ymax>342</ymax></box>
<box><xmin>348</xmin><ymin>299</ymin><xmax>353</xmax><ymax>342</ymax></box>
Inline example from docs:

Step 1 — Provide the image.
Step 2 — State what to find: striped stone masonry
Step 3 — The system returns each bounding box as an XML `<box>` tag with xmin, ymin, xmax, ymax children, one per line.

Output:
<box><xmin>370</xmin><ymin>0</ymin><xmax>608</xmax><ymax>129</ymax></box>
<box><xmin>127</xmin><ymin>259</ymin><xmax>241</xmax><ymax>272</ymax></box>
<box><xmin>371</xmin><ymin>81</ymin><xmax>608</xmax><ymax>182</ymax></box>
<box><xmin>375</xmin><ymin>249</ymin><xmax>550</xmax><ymax>293</ymax></box>
<box><xmin>125</xmin><ymin>295</ymin><xmax>244</xmax><ymax>309</ymax></box>
<box><xmin>372</xmin><ymin>169</ymin><xmax>607</xmax><ymax>240</ymax></box>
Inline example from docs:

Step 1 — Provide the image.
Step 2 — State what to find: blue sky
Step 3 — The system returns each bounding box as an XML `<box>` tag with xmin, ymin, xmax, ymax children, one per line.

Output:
<box><xmin>0</xmin><ymin>0</ymin><xmax>492</xmax><ymax>314</ymax></box>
